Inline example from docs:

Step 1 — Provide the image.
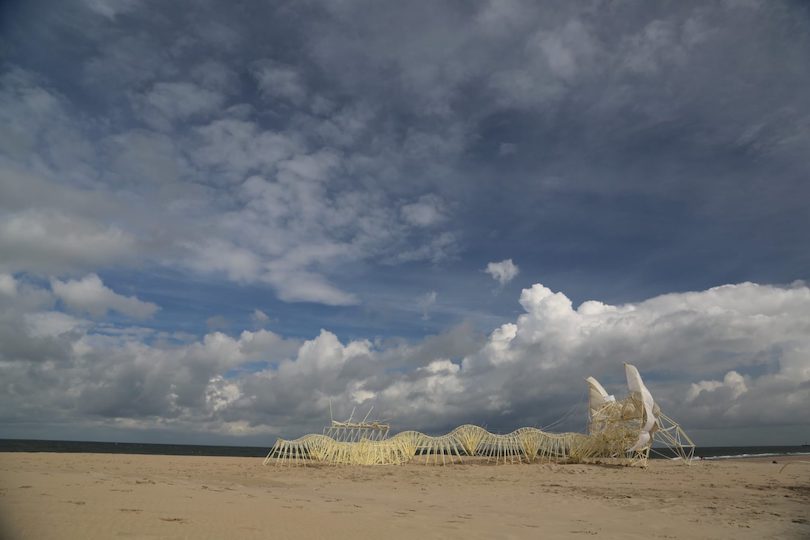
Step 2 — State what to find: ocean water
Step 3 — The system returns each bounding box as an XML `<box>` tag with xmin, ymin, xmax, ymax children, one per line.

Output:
<box><xmin>0</xmin><ymin>439</ymin><xmax>268</xmax><ymax>458</ymax></box>
<box><xmin>650</xmin><ymin>445</ymin><xmax>810</xmax><ymax>460</ymax></box>
<box><xmin>1</xmin><ymin>438</ymin><xmax>809</xmax><ymax>460</ymax></box>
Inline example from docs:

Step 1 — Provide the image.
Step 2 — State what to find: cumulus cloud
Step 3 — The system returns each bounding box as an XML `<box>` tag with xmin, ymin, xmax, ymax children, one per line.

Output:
<box><xmin>485</xmin><ymin>259</ymin><xmax>520</xmax><ymax>286</ymax></box>
<box><xmin>51</xmin><ymin>274</ymin><xmax>159</xmax><ymax>319</ymax></box>
<box><xmin>688</xmin><ymin>371</ymin><xmax>748</xmax><ymax>402</ymax></box>
<box><xmin>2</xmin><ymin>279</ymin><xmax>808</xmax><ymax>444</ymax></box>
<box><xmin>243</xmin><ymin>280</ymin><xmax>808</xmax><ymax>438</ymax></box>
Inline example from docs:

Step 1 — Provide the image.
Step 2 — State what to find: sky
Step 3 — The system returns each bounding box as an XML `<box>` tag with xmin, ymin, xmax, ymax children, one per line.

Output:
<box><xmin>1</xmin><ymin>0</ymin><xmax>809</xmax><ymax>447</ymax></box>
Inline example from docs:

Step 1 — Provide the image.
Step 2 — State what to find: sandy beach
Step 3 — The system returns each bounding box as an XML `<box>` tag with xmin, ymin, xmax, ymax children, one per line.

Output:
<box><xmin>0</xmin><ymin>452</ymin><xmax>808</xmax><ymax>539</ymax></box>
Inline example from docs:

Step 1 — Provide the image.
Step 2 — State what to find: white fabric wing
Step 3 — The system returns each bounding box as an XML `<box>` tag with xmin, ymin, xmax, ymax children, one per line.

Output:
<box><xmin>624</xmin><ymin>363</ymin><xmax>657</xmax><ymax>451</ymax></box>
<box><xmin>585</xmin><ymin>376</ymin><xmax>615</xmax><ymax>421</ymax></box>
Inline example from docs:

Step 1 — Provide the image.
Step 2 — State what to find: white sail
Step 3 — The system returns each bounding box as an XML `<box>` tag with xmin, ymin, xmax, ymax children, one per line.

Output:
<box><xmin>624</xmin><ymin>363</ymin><xmax>657</xmax><ymax>452</ymax></box>
<box><xmin>585</xmin><ymin>376</ymin><xmax>615</xmax><ymax>422</ymax></box>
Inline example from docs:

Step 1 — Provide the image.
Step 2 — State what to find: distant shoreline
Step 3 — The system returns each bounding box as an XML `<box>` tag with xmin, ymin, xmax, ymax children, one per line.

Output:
<box><xmin>1</xmin><ymin>438</ymin><xmax>808</xmax><ymax>461</ymax></box>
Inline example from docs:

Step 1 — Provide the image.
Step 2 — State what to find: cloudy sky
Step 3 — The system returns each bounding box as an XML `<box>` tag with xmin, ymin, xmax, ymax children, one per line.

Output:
<box><xmin>1</xmin><ymin>0</ymin><xmax>809</xmax><ymax>447</ymax></box>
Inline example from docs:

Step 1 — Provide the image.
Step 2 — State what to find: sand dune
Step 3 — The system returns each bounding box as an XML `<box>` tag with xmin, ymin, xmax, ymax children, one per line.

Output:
<box><xmin>0</xmin><ymin>452</ymin><xmax>808</xmax><ymax>539</ymax></box>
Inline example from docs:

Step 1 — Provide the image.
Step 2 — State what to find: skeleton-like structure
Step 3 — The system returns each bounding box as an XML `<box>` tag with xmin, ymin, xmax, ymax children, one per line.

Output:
<box><xmin>264</xmin><ymin>364</ymin><xmax>694</xmax><ymax>467</ymax></box>
<box><xmin>323</xmin><ymin>404</ymin><xmax>390</xmax><ymax>442</ymax></box>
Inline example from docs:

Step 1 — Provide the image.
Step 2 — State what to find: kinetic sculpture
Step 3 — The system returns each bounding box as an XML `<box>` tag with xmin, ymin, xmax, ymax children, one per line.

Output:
<box><xmin>323</xmin><ymin>404</ymin><xmax>390</xmax><ymax>442</ymax></box>
<box><xmin>263</xmin><ymin>363</ymin><xmax>694</xmax><ymax>467</ymax></box>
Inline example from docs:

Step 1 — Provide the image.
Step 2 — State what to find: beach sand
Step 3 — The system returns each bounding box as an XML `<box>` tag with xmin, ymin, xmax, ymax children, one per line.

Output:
<box><xmin>0</xmin><ymin>452</ymin><xmax>808</xmax><ymax>539</ymax></box>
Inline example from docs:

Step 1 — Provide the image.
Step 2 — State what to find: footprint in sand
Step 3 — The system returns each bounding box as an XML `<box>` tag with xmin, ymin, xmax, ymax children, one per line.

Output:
<box><xmin>159</xmin><ymin>517</ymin><xmax>187</xmax><ymax>523</ymax></box>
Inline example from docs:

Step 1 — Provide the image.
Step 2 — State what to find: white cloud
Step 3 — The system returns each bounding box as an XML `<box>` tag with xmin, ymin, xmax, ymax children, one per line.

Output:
<box><xmin>264</xmin><ymin>269</ymin><xmax>358</xmax><ymax>306</ymax></box>
<box><xmin>3</xmin><ymin>279</ymin><xmax>809</xmax><ymax>443</ymax></box>
<box><xmin>420</xmin><ymin>359</ymin><xmax>460</xmax><ymax>375</ymax></box>
<box><xmin>187</xmin><ymin>239</ymin><xmax>263</xmax><ymax>283</ymax></box>
<box><xmin>135</xmin><ymin>82</ymin><xmax>225</xmax><ymax>130</ymax></box>
<box><xmin>278</xmin><ymin>149</ymin><xmax>341</xmax><ymax>183</ymax></box>
<box><xmin>51</xmin><ymin>274</ymin><xmax>159</xmax><ymax>319</ymax></box>
<box><xmin>181</xmin><ymin>143</ymin><xmax>457</xmax><ymax>304</ymax></box>
<box><xmin>535</xmin><ymin>19</ymin><xmax>596</xmax><ymax>82</ymax></box>
<box><xmin>417</xmin><ymin>290</ymin><xmax>437</xmax><ymax>320</ymax></box>
<box><xmin>191</xmin><ymin>118</ymin><xmax>301</xmax><ymax>182</ymax></box>
<box><xmin>252</xmin><ymin>309</ymin><xmax>270</xmax><ymax>326</ymax></box>
<box><xmin>688</xmin><ymin>371</ymin><xmax>748</xmax><ymax>402</ymax></box>
<box><xmin>485</xmin><ymin>258</ymin><xmax>520</xmax><ymax>285</ymax></box>
<box><xmin>206</xmin><ymin>375</ymin><xmax>242</xmax><ymax>412</ymax></box>
<box><xmin>0</xmin><ymin>274</ymin><xmax>17</xmax><ymax>296</ymax></box>
<box><xmin>23</xmin><ymin>311</ymin><xmax>90</xmax><ymax>338</ymax></box>
<box><xmin>393</xmin><ymin>232</ymin><xmax>459</xmax><ymax>264</ymax></box>
<box><xmin>0</xmin><ymin>62</ymin><xmax>464</xmax><ymax>309</ymax></box>
<box><xmin>401</xmin><ymin>195</ymin><xmax>447</xmax><ymax>227</ymax></box>
<box><xmin>103</xmin><ymin>129</ymin><xmax>190</xmax><ymax>186</ymax></box>
<box><xmin>0</xmin><ymin>210</ymin><xmax>138</xmax><ymax>275</ymax></box>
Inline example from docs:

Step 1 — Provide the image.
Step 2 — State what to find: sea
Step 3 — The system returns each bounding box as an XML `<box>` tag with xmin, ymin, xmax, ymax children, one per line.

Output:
<box><xmin>1</xmin><ymin>439</ymin><xmax>808</xmax><ymax>461</ymax></box>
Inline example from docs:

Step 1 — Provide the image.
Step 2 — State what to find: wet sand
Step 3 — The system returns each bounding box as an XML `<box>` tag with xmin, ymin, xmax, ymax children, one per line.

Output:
<box><xmin>1</xmin><ymin>452</ymin><xmax>808</xmax><ymax>539</ymax></box>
